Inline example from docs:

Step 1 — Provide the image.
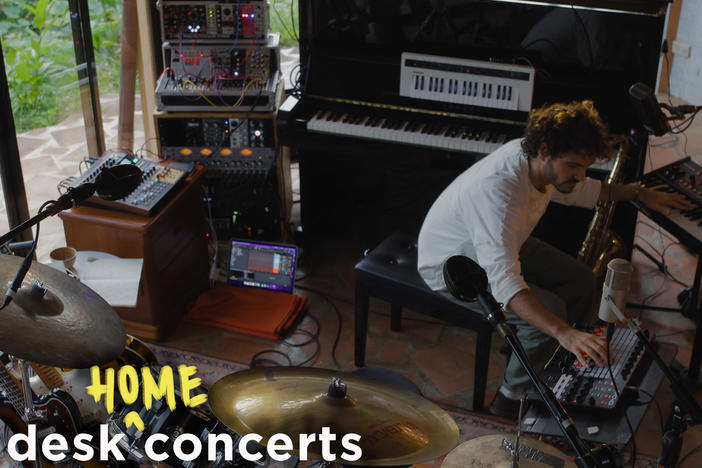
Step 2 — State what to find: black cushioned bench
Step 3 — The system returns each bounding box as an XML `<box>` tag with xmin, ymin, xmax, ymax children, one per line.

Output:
<box><xmin>353</xmin><ymin>231</ymin><xmax>493</xmax><ymax>411</ymax></box>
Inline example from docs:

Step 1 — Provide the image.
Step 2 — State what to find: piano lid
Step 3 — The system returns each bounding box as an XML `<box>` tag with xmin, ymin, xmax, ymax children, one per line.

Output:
<box><xmin>489</xmin><ymin>0</ymin><xmax>670</xmax><ymax>16</ymax></box>
<box><xmin>299</xmin><ymin>0</ymin><xmax>666</xmax><ymax>132</ymax></box>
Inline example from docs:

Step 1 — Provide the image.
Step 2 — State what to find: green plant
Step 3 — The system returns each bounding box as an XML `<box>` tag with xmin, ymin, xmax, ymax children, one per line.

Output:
<box><xmin>2</xmin><ymin>0</ymin><xmax>75</xmax><ymax>132</ymax></box>
<box><xmin>270</xmin><ymin>0</ymin><xmax>299</xmax><ymax>47</ymax></box>
<box><xmin>1</xmin><ymin>0</ymin><xmax>123</xmax><ymax>133</ymax></box>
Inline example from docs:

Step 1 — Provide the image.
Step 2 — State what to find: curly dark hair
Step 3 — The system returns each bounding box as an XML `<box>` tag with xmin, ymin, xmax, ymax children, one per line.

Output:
<box><xmin>521</xmin><ymin>100</ymin><xmax>613</xmax><ymax>161</ymax></box>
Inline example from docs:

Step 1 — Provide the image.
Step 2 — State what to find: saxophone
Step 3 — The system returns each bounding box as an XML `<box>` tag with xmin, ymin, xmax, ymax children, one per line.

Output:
<box><xmin>578</xmin><ymin>138</ymin><xmax>629</xmax><ymax>277</ymax></box>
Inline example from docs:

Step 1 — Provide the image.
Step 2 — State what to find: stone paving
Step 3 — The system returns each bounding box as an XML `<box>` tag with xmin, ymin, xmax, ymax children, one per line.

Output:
<box><xmin>3</xmin><ymin>93</ymin><xmax>146</xmax><ymax>262</ymax></box>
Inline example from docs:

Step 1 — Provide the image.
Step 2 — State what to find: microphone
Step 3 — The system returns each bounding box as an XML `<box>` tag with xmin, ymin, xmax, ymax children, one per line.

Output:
<box><xmin>443</xmin><ymin>255</ymin><xmax>511</xmax><ymax>337</ymax></box>
<box><xmin>2</xmin><ymin>254</ymin><xmax>33</xmax><ymax>308</ymax></box>
<box><xmin>443</xmin><ymin>255</ymin><xmax>486</xmax><ymax>302</ymax></box>
<box><xmin>598</xmin><ymin>258</ymin><xmax>633</xmax><ymax>325</ymax></box>
<box><xmin>0</xmin><ymin>164</ymin><xmax>143</xmax><ymax>310</ymax></box>
<box><xmin>44</xmin><ymin>164</ymin><xmax>143</xmax><ymax>216</ymax></box>
<box><xmin>629</xmin><ymin>82</ymin><xmax>671</xmax><ymax>136</ymax></box>
<box><xmin>45</xmin><ymin>183</ymin><xmax>97</xmax><ymax>215</ymax></box>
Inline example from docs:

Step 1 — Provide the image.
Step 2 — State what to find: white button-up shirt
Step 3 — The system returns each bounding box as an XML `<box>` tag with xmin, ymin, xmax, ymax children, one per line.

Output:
<box><xmin>417</xmin><ymin>138</ymin><xmax>601</xmax><ymax>306</ymax></box>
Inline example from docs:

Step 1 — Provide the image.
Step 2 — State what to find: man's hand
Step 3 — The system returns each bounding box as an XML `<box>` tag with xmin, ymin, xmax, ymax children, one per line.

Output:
<box><xmin>640</xmin><ymin>187</ymin><xmax>695</xmax><ymax>215</ymax></box>
<box><xmin>557</xmin><ymin>327</ymin><xmax>607</xmax><ymax>368</ymax></box>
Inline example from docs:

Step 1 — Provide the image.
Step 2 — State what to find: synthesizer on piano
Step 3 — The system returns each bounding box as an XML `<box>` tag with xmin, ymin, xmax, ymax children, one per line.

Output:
<box><xmin>399</xmin><ymin>53</ymin><xmax>534</xmax><ymax>112</ymax></box>
<box><xmin>279</xmin><ymin>53</ymin><xmax>533</xmax><ymax>156</ymax></box>
<box><xmin>634</xmin><ymin>157</ymin><xmax>702</xmax><ymax>253</ymax></box>
<box><xmin>540</xmin><ymin>326</ymin><xmax>646</xmax><ymax>410</ymax></box>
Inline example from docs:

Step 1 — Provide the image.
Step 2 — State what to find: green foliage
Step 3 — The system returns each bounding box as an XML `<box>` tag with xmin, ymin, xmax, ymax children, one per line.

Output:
<box><xmin>1</xmin><ymin>0</ymin><xmax>298</xmax><ymax>133</ymax></box>
<box><xmin>1</xmin><ymin>0</ymin><xmax>122</xmax><ymax>133</ymax></box>
<box><xmin>270</xmin><ymin>0</ymin><xmax>299</xmax><ymax>47</ymax></box>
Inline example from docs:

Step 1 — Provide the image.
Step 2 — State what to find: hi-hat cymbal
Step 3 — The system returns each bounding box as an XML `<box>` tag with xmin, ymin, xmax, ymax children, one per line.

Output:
<box><xmin>0</xmin><ymin>254</ymin><xmax>126</xmax><ymax>368</ymax></box>
<box><xmin>441</xmin><ymin>434</ymin><xmax>576</xmax><ymax>468</ymax></box>
<box><xmin>208</xmin><ymin>367</ymin><xmax>459</xmax><ymax>466</ymax></box>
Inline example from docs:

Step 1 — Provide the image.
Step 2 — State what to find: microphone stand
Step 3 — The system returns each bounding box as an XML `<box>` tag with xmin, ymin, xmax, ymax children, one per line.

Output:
<box><xmin>0</xmin><ymin>184</ymin><xmax>97</xmax><ymax>247</ymax></box>
<box><xmin>474</xmin><ymin>290</ymin><xmax>618</xmax><ymax>468</ymax></box>
<box><xmin>604</xmin><ymin>297</ymin><xmax>702</xmax><ymax>468</ymax></box>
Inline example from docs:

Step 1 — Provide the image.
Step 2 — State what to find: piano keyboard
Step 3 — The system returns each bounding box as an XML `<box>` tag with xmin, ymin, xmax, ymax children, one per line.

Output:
<box><xmin>305</xmin><ymin>108</ymin><xmax>522</xmax><ymax>154</ymax></box>
<box><xmin>400</xmin><ymin>53</ymin><xmax>535</xmax><ymax>112</ymax></box>
<box><xmin>636</xmin><ymin>158</ymin><xmax>702</xmax><ymax>252</ymax></box>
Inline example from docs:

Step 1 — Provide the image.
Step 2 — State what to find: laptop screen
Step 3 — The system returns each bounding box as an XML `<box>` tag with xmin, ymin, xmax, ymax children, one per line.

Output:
<box><xmin>227</xmin><ymin>239</ymin><xmax>298</xmax><ymax>293</ymax></box>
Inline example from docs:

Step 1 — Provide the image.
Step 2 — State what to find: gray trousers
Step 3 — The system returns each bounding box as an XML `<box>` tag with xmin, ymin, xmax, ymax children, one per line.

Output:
<box><xmin>439</xmin><ymin>236</ymin><xmax>596</xmax><ymax>394</ymax></box>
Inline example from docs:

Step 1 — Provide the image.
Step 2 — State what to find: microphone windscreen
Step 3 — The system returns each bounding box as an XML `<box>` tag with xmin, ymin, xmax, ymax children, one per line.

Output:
<box><xmin>443</xmin><ymin>255</ymin><xmax>487</xmax><ymax>302</ymax></box>
<box><xmin>95</xmin><ymin>165</ymin><xmax>143</xmax><ymax>200</ymax></box>
<box><xmin>629</xmin><ymin>82</ymin><xmax>671</xmax><ymax>136</ymax></box>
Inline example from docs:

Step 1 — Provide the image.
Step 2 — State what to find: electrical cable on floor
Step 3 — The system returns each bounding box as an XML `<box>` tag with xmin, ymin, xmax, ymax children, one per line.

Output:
<box><xmin>676</xmin><ymin>441</ymin><xmax>702</xmax><ymax>467</ymax></box>
<box><xmin>630</xmin><ymin>387</ymin><xmax>665</xmax><ymax>435</ymax></box>
<box><xmin>295</xmin><ymin>285</ymin><xmax>343</xmax><ymax>369</ymax></box>
<box><xmin>250</xmin><ymin>349</ymin><xmax>293</xmax><ymax>367</ymax></box>
<box><xmin>606</xmin><ymin>330</ymin><xmax>637</xmax><ymax>468</ymax></box>
<box><xmin>655</xmin><ymin>328</ymin><xmax>695</xmax><ymax>338</ymax></box>
<box><xmin>202</xmin><ymin>185</ymin><xmax>218</xmax><ymax>288</ymax></box>
<box><xmin>423</xmin><ymin>395</ymin><xmax>475</xmax><ymax>416</ymax></box>
<box><xmin>248</xmin><ymin>315</ymin><xmax>321</xmax><ymax>368</ymax></box>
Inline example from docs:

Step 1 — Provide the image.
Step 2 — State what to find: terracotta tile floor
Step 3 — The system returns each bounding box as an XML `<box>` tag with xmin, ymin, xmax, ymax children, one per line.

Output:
<box><xmin>6</xmin><ymin>93</ymin><xmax>702</xmax><ymax>466</ymax></box>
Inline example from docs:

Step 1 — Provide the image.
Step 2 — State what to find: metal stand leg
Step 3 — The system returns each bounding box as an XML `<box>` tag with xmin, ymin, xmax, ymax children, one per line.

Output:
<box><xmin>18</xmin><ymin>360</ymin><xmax>42</xmax><ymax>468</ymax></box>
<box><xmin>684</xmin><ymin>256</ymin><xmax>702</xmax><ymax>385</ymax></box>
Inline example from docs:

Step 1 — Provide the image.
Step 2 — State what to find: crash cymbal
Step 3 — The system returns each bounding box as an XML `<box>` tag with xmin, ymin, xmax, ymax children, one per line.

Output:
<box><xmin>208</xmin><ymin>367</ymin><xmax>459</xmax><ymax>466</ymax></box>
<box><xmin>0</xmin><ymin>254</ymin><xmax>126</xmax><ymax>368</ymax></box>
<box><xmin>441</xmin><ymin>434</ymin><xmax>576</xmax><ymax>468</ymax></box>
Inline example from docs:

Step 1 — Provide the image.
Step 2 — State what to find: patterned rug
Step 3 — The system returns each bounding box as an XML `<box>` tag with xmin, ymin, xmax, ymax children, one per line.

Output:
<box><xmin>150</xmin><ymin>344</ymin><xmax>659</xmax><ymax>468</ymax></box>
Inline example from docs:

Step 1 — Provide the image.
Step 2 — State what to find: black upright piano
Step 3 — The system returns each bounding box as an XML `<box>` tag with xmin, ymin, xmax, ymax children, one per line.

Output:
<box><xmin>279</xmin><ymin>0</ymin><xmax>669</xmax><ymax>245</ymax></box>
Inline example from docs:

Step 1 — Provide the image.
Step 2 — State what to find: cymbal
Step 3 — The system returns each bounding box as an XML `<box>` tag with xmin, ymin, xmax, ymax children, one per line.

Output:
<box><xmin>441</xmin><ymin>434</ymin><xmax>576</xmax><ymax>468</ymax></box>
<box><xmin>208</xmin><ymin>367</ymin><xmax>459</xmax><ymax>466</ymax></box>
<box><xmin>0</xmin><ymin>254</ymin><xmax>126</xmax><ymax>368</ymax></box>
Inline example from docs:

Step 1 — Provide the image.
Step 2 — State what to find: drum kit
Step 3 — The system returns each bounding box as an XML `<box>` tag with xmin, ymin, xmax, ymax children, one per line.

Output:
<box><xmin>1</xmin><ymin>255</ymin><xmax>576</xmax><ymax>467</ymax></box>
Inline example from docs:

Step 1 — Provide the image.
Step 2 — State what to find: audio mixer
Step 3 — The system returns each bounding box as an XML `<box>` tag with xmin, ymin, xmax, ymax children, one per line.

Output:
<box><xmin>540</xmin><ymin>326</ymin><xmax>647</xmax><ymax>410</ymax></box>
<box><xmin>66</xmin><ymin>150</ymin><xmax>193</xmax><ymax>216</ymax></box>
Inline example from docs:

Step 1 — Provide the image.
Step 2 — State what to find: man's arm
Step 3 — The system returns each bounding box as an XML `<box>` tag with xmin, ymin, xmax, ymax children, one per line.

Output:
<box><xmin>508</xmin><ymin>289</ymin><xmax>607</xmax><ymax>367</ymax></box>
<box><xmin>599</xmin><ymin>182</ymin><xmax>695</xmax><ymax>213</ymax></box>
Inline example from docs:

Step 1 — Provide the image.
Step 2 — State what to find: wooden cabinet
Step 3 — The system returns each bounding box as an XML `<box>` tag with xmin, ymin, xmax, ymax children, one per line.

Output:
<box><xmin>58</xmin><ymin>166</ymin><xmax>209</xmax><ymax>340</ymax></box>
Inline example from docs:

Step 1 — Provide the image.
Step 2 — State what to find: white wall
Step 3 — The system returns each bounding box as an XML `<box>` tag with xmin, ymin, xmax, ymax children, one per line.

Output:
<box><xmin>669</xmin><ymin>0</ymin><xmax>702</xmax><ymax>104</ymax></box>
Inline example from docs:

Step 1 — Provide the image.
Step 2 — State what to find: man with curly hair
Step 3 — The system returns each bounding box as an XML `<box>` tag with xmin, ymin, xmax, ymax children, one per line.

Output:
<box><xmin>417</xmin><ymin>100</ymin><xmax>691</xmax><ymax>419</ymax></box>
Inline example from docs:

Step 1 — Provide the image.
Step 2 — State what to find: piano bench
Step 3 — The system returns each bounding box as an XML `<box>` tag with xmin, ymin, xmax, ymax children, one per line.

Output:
<box><xmin>354</xmin><ymin>231</ymin><xmax>492</xmax><ymax>412</ymax></box>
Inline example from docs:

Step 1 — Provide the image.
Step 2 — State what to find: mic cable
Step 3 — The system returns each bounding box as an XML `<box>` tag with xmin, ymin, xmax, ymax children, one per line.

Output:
<box><xmin>0</xmin><ymin>200</ymin><xmax>51</xmax><ymax>311</ymax></box>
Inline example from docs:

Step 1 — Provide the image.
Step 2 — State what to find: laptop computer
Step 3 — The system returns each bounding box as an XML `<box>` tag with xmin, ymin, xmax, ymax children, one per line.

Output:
<box><xmin>227</xmin><ymin>239</ymin><xmax>298</xmax><ymax>293</ymax></box>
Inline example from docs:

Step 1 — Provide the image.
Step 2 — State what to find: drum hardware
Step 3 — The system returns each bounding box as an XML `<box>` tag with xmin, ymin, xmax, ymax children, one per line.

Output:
<box><xmin>441</xmin><ymin>434</ymin><xmax>576</xmax><ymax>468</ymax></box>
<box><xmin>208</xmin><ymin>367</ymin><xmax>460</xmax><ymax>466</ymax></box>
<box><xmin>106</xmin><ymin>365</ymin><xmax>264</xmax><ymax>468</ymax></box>
<box><xmin>0</xmin><ymin>355</ymin><xmax>84</xmax><ymax>468</ymax></box>
<box><xmin>443</xmin><ymin>255</ymin><xmax>621</xmax><ymax>467</ymax></box>
<box><xmin>0</xmin><ymin>255</ymin><xmax>126</xmax><ymax>369</ymax></box>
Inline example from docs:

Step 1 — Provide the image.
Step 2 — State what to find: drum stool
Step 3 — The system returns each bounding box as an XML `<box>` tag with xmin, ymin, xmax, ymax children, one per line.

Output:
<box><xmin>354</xmin><ymin>231</ymin><xmax>492</xmax><ymax>411</ymax></box>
